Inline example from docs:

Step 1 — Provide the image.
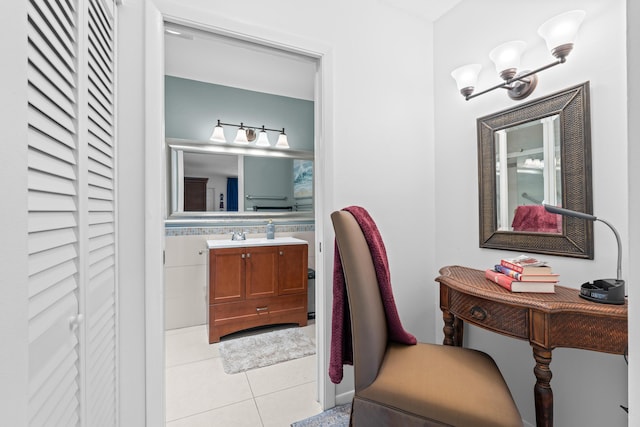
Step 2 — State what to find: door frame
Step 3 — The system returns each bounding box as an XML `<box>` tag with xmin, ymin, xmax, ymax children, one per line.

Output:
<box><xmin>143</xmin><ymin>1</ymin><xmax>334</xmax><ymax>424</ymax></box>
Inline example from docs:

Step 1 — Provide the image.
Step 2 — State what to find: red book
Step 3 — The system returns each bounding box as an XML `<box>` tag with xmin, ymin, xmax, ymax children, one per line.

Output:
<box><xmin>494</xmin><ymin>264</ymin><xmax>559</xmax><ymax>282</ymax></box>
<box><xmin>485</xmin><ymin>269</ymin><xmax>555</xmax><ymax>293</ymax></box>
<box><xmin>500</xmin><ymin>255</ymin><xmax>552</xmax><ymax>274</ymax></box>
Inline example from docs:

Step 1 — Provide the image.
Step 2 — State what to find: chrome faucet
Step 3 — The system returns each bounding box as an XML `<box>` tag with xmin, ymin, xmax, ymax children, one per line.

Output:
<box><xmin>231</xmin><ymin>231</ymin><xmax>246</xmax><ymax>241</ymax></box>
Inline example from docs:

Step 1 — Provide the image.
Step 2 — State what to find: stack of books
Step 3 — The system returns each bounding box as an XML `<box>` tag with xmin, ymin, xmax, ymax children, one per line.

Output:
<box><xmin>485</xmin><ymin>255</ymin><xmax>558</xmax><ymax>293</ymax></box>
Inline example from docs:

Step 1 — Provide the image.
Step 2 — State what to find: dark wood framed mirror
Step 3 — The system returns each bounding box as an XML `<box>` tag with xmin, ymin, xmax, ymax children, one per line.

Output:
<box><xmin>477</xmin><ymin>82</ymin><xmax>593</xmax><ymax>258</ymax></box>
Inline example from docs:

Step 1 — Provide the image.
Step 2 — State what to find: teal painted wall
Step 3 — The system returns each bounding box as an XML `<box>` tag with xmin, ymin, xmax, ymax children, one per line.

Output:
<box><xmin>165</xmin><ymin>76</ymin><xmax>314</xmax><ymax>213</ymax></box>
<box><xmin>165</xmin><ymin>76</ymin><xmax>314</xmax><ymax>151</ymax></box>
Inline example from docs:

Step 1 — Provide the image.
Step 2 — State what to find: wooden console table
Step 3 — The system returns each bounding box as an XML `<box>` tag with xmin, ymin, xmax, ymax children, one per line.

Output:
<box><xmin>436</xmin><ymin>265</ymin><xmax>627</xmax><ymax>427</ymax></box>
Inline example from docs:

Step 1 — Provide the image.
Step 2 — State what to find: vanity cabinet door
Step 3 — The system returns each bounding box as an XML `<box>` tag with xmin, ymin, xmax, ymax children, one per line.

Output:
<box><xmin>278</xmin><ymin>244</ymin><xmax>308</xmax><ymax>295</ymax></box>
<box><xmin>209</xmin><ymin>248</ymin><xmax>245</xmax><ymax>304</ymax></box>
<box><xmin>245</xmin><ymin>246</ymin><xmax>278</xmax><ymax>299</ymax></box>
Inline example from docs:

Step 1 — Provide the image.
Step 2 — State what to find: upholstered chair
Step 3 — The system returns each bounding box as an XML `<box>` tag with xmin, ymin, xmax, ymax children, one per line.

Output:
<box><xmin>331</xmin><ymin>210</ymin><xmax>523</xmax><ymax>427</ymax></box>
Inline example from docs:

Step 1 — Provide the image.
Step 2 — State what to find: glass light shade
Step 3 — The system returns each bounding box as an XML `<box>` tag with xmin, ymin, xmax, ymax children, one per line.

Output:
<box><xmin>489</xmin><ymin>41</ymin><xmax>526</xmax><ymax>76</ymax></box>
<box><xmin>255</xmin><ymin>130</ymin><xmax>271</xmax><ymax>147</ymax></box>
<box><xmin>450</xmin><ymin>64</ymin><xmax>482</xmax><ymax>92</ymax></box>
<box><xmin>537</xmin><ymin>10</ymin><xmax>585</xmax><ymax>57</ymax></box>
<box><xmin>209</xmin><ymin>125</ymin><xmax>226</xmax><ymax>143</ymax></box>
<box><xmin>275</xmin><ymin>130</ymin><xmax>289</xmax><ymax>149</ymax></box>
<box><xmin>234</xmin><ymin>128</ymin><xmax>249</xmax><ymax>144</ymax></box>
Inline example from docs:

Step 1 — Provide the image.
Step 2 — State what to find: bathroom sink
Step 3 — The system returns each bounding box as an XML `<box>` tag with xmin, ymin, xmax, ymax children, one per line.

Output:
<box><xmin>206</xmin><ymin>237</ymin><xmax>307</xmax><ymax>249</ymax></box>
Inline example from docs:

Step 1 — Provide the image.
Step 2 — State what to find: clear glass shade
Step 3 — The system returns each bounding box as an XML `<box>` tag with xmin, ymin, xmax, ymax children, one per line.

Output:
<box><xmin>209</xmin><ymin>125</ymin><xmax>226</xmax><ymax>143</ymax></box>
<box><xmin>537</xmin><ymin>10</ymin><xmax>586</xmax><ymax>54</ymax></box>
<box><xmin>450</xmin><ymin>64</ymin><xmax>482</xmax><ymax>91</ymax></box>
<box><xmin>489</xmin><ymin>41</ymin><xmax>526</xmax><ymax>75</ymax></box>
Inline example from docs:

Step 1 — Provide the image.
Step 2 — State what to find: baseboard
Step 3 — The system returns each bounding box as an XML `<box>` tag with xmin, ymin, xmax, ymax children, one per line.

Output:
<box><xmin>335</xmin><ymin>390</ymin><xmax>354</xmax><ymax>406</ymax></box>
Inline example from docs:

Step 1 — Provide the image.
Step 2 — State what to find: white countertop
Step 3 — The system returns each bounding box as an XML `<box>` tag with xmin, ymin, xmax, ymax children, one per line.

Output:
<box><xmin>206</xmin><ymin>237</ymin><xmax>307</xmax><ymax>249</ymax></box>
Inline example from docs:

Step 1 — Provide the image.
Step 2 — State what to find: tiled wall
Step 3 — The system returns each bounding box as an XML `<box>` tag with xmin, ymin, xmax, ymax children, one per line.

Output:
<box><xmin>164</xmin><ymin>223</ymin><xmax>316</xmax><ymax>330</ymax></box>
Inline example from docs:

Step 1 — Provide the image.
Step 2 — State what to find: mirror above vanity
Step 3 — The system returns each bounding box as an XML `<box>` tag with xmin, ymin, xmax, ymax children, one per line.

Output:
<box><xmin>168</xmin><ymin>139</ymin><xmax>314</xmax><ymax>222</ymax></box>
<box><xmin>478</xmin><ymin>82</ymin><xmax>593</xmax><ymax>258</ymax></box>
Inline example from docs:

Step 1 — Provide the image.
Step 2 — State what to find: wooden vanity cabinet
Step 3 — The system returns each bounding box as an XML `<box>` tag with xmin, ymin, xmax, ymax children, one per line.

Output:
<box><xmin>207</xmin><ymin>241</ymin><xmax>308</xmax><ymax>343</ymax></box>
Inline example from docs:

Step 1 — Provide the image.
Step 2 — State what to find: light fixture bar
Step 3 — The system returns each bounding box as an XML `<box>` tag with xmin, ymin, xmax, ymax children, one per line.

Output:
<box><xmin>464</xmin><ymin>58</ymin><xmax>564</xmax><ymax>101</ymax></box>
<box><xmin>452</xmin><ymin>10</ymin><xmax>585</xmax><ymax>102</ymax></box>
<box><xmin>217</xmin><ymin>121</ymin><xmax>282</xmax><ymax>133</ymax></box>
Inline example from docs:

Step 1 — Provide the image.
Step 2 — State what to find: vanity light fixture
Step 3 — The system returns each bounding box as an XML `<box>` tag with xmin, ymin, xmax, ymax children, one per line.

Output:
<box><xmin>451</xmin><ymin>10</ymin><xmax>585</xmax><ymax>101</ymax></box>
<box><xmin>209</xmin><ymin>120</ymin><xmax>290</xmax><ymax>148</ymax></box>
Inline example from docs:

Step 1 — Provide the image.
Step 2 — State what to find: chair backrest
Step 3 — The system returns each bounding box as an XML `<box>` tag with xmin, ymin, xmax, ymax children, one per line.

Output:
<box><xmin>331</xmin><ymin>210</ymin><xmax>388</xmax><ymax>391</ymax></box>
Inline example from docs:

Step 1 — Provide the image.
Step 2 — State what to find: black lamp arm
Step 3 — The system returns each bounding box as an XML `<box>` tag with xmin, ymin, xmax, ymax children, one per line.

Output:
<box><xmin>543</xmin><ymin>204</ymin><xmax>622</xmax><ymax>281</ymax></box>
<box><xmin>597</xmin><ymin>217</ymin><xmax>623</xmax><ymax>282</ymax></box>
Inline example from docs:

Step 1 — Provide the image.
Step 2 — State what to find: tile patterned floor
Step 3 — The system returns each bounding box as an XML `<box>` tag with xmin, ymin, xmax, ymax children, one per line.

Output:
<box><xmin>165</xmin><ymin>323</ymin><xmax>321</xmax><ymax>426</ymax></box>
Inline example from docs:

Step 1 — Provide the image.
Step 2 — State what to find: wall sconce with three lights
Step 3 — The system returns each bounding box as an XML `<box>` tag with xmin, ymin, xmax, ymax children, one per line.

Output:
<box><xmin>451</xmin><ymin>10</ymin><xmax>586</xmax><ymax>101</ymax></box>
<box><xmin>210</xmin><ymin>119</ymin><xmax>290</xmax><ymax>149</ymax></box>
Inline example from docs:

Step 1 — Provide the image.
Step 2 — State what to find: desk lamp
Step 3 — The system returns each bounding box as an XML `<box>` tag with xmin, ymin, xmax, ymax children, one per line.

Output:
<box><xmin>543</xmin><ymin>204</ymin><xmax>625</xmax><ymax>304</ymax></box>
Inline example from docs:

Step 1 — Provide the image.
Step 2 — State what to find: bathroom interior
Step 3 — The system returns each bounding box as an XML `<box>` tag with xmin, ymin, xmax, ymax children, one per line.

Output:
<box><xmin>163</xmin><ymin>22</ymin><xmax>322</xmax><ymax>425</ymax></box>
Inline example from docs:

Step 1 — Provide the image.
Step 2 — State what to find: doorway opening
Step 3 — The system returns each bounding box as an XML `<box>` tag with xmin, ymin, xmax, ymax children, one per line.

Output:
<box><xmin>161</xmin><ymin>20</ymin><xmax>325</xmax><ymax>425</ymax></box>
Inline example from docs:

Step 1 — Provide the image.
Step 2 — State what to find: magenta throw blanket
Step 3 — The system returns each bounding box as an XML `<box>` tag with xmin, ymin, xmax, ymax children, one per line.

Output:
<box><xmin>329</xmin><ymin>206</ymin><xmax>417</xmax><ymax>384</ymax></box>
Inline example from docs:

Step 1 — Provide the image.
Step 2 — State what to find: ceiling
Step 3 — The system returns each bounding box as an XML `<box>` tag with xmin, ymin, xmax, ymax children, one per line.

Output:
<box><xmin>164</xmin><ymin>1</ymin><xmax>461</xmax><ymax>101</ymax></box>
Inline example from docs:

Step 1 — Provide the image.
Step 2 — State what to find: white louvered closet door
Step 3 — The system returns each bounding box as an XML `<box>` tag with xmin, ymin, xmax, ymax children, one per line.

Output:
<box><xmin>26</xmin><ymin>0</ymin><xmax>117</xmax><ymax>426</ymax></box>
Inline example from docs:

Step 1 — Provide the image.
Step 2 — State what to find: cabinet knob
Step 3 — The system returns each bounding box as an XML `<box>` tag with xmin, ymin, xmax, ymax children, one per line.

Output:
<box><xmin>246</xmin><ymin>253</ymin><xmax>251</xmax><ymax>258</ymax></box>
<box><xmin>241</xmin><ymin>253</ymin><xmax>245</xmax><ymax>259</ymax></box>
<box><xmin>69</xmin><ymin>314</ymin><xmax>84</xmax><ymax>332</ymax></box>
<box><xmin>199</xmin><ymin>250</ymin><xmax>203</xmax><ymax>255</ymax></box>
<box><xmin>279</xmin><ymin>251</ymin><xmax>284</xmax><ymax>256</ymax></box>
<box><xmin>256</xmin><ymin>306</ymin><xmax>268</xmax><ymax>313</ymax></box>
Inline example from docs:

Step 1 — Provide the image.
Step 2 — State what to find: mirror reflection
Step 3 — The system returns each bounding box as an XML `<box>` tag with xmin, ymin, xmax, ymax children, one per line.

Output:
<box><xmin>495</xmin><ymin>115</ymin><xmax>562</xmax><ymax>232</ymax></box>
<box><xmin>169</xmin><ymin>142</ymin><xmax>313</xmax><ymax>217</ymax></box>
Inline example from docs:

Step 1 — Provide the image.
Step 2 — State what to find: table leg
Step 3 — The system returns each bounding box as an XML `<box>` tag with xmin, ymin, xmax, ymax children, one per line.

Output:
<box><xmin>532</xmin><ymin>346</ymin><xmax>553</xmax><ymax>427</ymax></box>
<box><xmin>442</xmin><ymin>310</ymin><xmax>456</xmax><ymax>346</ymax></box>
<box><xmin>442</xmin><ymin>310</ymin><xmax>463</xmax><ymax>346</ymax></box>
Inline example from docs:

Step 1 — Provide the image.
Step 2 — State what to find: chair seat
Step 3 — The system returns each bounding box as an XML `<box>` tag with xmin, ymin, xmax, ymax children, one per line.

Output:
<box><xmin>356</xmin><ymin>342</ymin><xmax>522</xmax><ymax>427</ymax></box>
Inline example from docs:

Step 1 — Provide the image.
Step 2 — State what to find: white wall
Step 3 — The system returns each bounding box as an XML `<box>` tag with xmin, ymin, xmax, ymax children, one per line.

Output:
<box><xmin>118</xmin><ymin>1</ymin><xmax>636</xmax><ymax>425</ymax></box>
<box><xmin>627</xmin><ymin>0</ymin><xmax>640</xmax><ymax>425</ymax></box>
<box><xmin>434</xmin><ymin>1</ymin><xmax>629</xmax><ymax>426</ymax></box>
<box><xmin>118</xmin><ymin>0</ymin><xmax>437</xmax><ymax>421</ymax></box>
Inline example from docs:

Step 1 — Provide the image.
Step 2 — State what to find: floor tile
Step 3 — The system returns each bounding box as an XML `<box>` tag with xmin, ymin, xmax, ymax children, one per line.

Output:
<box><xmin>255</xmin><ymin>382</ymin><xmax>322</xmax><ymax>427</ymax></box>
<box><xmin>166</xmin><ymin>399</ymin><xmax>263</xmax><ymax>427</ymax></box>
<box><xmin>166</xmin><ymin>325</ymin><xmax>219</xmax><ymax>368</ymax></box>
<box><xmin>166</xmin><ymin>358</ymin><xmax>253</xmax><ymax>422</ymax></box>
<box><xmin>246</xmin><ymin>355</ymin><xmax>316</xmax><ymax>397</ymax></box>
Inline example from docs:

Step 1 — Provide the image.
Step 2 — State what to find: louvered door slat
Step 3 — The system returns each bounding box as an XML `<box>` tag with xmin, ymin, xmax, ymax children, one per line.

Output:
<box><xmin>28</xmin><ymin>147</ymin><xmax>76</xmax><ymax>179</ymax></box>
<box><xmin>88</xmin><ymin>115</ymin><xmax>113</xmax><ymax>143</ymax></box>
<box><xmin>27</xmin><ymin>46</ymin><xmax>76</xmax><ymax>103</ymax></box>
<box><xmin>88</xmin><ymin>233</ymin><xmax>114</xmax><ymax>252</ymax></box>
<box><xmin>28</xmin><ymin>113</ymin><xmax>76</xmax><ymax>152</ymax></box>
<box><xmin>88</xmin><ymin>142</ymin><xmax>113</xmax><ymax>167</ymax></box>
<box><xmin>28</xmin><ymin>260</ymin><xmax>77</xmax><ymax>298</ymax></box>
<box><xmin>29</xmin><ymin>191</ymin><xmax>77</xmax><ymax>212</ymax></box>
<box><xmin>88</xmin><ymin>158</ymin><xmax>113</xmax><ymax>179</ymax></box>
<box><xmin>27</xmin><ymin>2</ymin><xmax>76</xmax><ymax>73</ymax></box>
<box><xmin>89</xmin><ymin>223</ymin><xmax>114</xmax><ymax>237</ymax></box>
<box><xmin>28</xmin><ymin>169</ymin><xmax>76</xmax><ymax>196</ymax></box>
<box><xmin>28</xmin><ymin>211</ymin><xmax>77</xmax><ymax>233</ymax></box>
<box><xmin>84</xmin><ymin>1</ymin><xmax>116</xmax><ymax>425</ymax></box>
<box><xmin>29</xmin><ymin>350</ymin><xmax>78</xmax><ymax>426</ymax></box>
<box><xmin>89</xmin><ymin>106</ymin><xmax>113</xmax><ymax>139</ymax></box>
<box><xmin>89</xmin><ymin>211</ymin><xmax>114</xmax><ymax>226</ymax></box>
<box><xmin>28</xmin><ymin>63</ymin><xmax>76</xmax><ymax>118</ymax></box>
<box><xmin>27</xmin><ymin>0</ymin><xmax>81</xmax><ymax>424</ymax></box>
<box><xmin>88</xmin><ymin>171</ymin><xmax>114</xmax><ymax>191</ymax></box>
<box><xmin>28</xmin><ymin>88</ymin><xmax>76</xmax><ymax>136</ymax></box>
<box><xmin>32</xmin><ymin>0</ymin><xmax>76</xmax><ymax>48</ymax></box>
<box><xmin>27</xmin><ymin>33</ymin><xmax>76</xmax><ymax>90</ymax></box>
